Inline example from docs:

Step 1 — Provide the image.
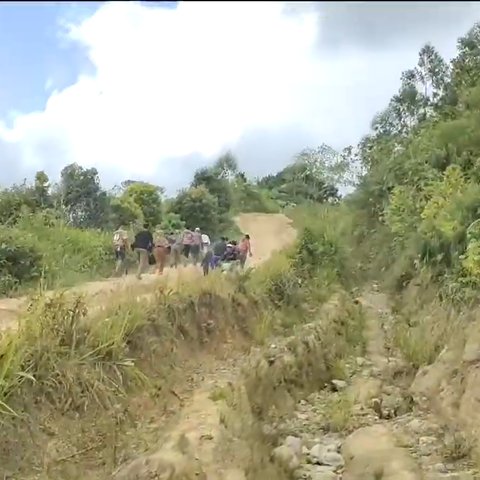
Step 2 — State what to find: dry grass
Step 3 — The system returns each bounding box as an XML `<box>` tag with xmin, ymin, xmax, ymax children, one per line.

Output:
<box><xmin>391</xmin><ymin>296</ymin><xmax>463</xmax><ymax>369</ymax></box>
<box><xmin>441</xmin><ymin>426</ymin><xmax>474</xmax><ymax>462</ymax></box>
<box><xmin>323</xmin><ymin>392</ymin><xmax>355</xmax><ymax>432</ymax></box>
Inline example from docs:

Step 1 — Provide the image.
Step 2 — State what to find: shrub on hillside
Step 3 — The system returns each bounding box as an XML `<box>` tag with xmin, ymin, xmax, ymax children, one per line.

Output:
<box><xmin>0</xmin><ymin>227</ymin><xmax>43</xmax><ymax>295</ymax></box>
<box><xmin>291</xmin><ymin>206</ymin><xmax>353</xmax><ymax>286</ymax></box>
<box><xmin>0</xmin><ymin>213</ymin><xmax>113</xmax><ymax>293</ymax></box>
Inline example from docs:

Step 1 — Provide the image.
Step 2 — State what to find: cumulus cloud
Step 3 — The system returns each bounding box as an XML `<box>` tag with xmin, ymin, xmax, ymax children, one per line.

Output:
<box><xmin>1</xmin><ymin>1</ymin><xmax>479</xmax><ymax>192</ymax></box>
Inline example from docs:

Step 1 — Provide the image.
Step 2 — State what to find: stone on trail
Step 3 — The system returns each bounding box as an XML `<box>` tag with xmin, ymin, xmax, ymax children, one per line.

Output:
<box><xmin>293</xmin><ymin>465</ymin><xmax>338</xmax><ymax>480</ymax></box>
<box><xmin>311</xmin><ymin>471</ymin><xmax>338</xmax><ymax>480</ymax></box>
<box><xmin>425</xmin><ymin>473</ymin><xmax>476</xmax><ymax>480</ymax></box>
<box><xmin>342</xmin><ymin>425</ymin><xmax>422</xmax><ymax>480</ymax></box>
<box><xmin>284</xmin><ymin>435</ymin><xmax>303</xmax><ymax>457</ymax></box>
<box><xmin>355</xmin><ymin>357</ymin><xmax>367</xmax><ymax>367</ymax></box>
<box><xmin>309</xmin><ymin>444</ymin><xmax>344</xmax><ymax>468</ymax></box>
<box><xmin>331</xmin><ymin>379</ymin><xmax>348</xmax><ymax>391</ymax></box>
<box><xmin>272</xmin><ymin>444</ymin><xmax>300</xmax><ymax>471</ymax></box>
<box><xmin>321</xmin><ymin>450</ymin><xmax>345</xmax><ymax>468</ymax></box>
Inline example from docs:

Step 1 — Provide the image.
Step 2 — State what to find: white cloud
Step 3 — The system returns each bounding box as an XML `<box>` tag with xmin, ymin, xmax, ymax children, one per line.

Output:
<box><xmin>0</xmin><ymin>1</ymin><xmax>477</xmax><ymax>192</ymax></box>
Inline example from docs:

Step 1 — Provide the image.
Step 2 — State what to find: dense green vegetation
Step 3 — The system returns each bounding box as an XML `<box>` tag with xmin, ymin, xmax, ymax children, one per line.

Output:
<box><xmin>291</xmin><ymin>22</ymin><xmax>480</xmax><ymax>307</ymax></box>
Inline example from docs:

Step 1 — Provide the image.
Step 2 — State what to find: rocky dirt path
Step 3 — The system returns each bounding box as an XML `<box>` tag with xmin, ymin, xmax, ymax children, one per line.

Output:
<box><xmin>271</xmin><ymin>288</ymin><xmax>478</xmax><ymax>480</ymax></box>
<box><xmin>108</xmin><ymin>214</ymin><xmax>298</xmax><ymax>480</ymax></box>
<box><xmin>0</xmin><ymin>213</ymin><xmax>297</xmax><ymax>332</ymax></box>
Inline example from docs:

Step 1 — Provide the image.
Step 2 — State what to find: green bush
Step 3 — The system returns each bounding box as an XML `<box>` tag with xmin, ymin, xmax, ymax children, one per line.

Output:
<box><xmin>0</xmin><ymin>227</ymin><xmax>43</xmax><ymax>294</ymax></box>
<box><xmin>0</xmin><ymin>213</ymin><xmax>113</xmax><ymax>295</ymax></box>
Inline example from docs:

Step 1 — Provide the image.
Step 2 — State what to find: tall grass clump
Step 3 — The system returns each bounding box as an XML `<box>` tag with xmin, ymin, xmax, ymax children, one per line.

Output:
<box><xmin>0</xmin><ymin>293</ymin><xmax>147</xmax><ymax>416</ymax></box>
<box><xmin>288</xmin><ymin>204</ymin><xmax>359</xmax><ymax>288</ymax></box>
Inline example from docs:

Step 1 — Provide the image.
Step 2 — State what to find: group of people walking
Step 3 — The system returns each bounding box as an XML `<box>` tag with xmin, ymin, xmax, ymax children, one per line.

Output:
<box><xmin>112</xmin><ymin>224</ymin><xmax>252</xmax><ymax>280</ymax></box>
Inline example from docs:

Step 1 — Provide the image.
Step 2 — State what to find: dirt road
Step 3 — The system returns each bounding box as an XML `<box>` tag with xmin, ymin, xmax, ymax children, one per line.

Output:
<box><xmin>0</xmin><ymin>213</ymin><xmax>297</xmax><ymax>331</ymax></box>
<box><xmin>112</xmin><ymin>213</ymin><xmax>298</xmax><ymax>480</ymax></box>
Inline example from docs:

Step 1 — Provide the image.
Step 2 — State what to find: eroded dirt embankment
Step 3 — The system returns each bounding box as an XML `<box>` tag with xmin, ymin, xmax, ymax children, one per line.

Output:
<box><xmin>226</xmin><ymin>289</ymin><xmax>478</xmax><ymax>480</ymax></box>
<box><xmin>124</xmin><ymin>285</ymin><xmax>480</xmax><ymax>480</ymax></box>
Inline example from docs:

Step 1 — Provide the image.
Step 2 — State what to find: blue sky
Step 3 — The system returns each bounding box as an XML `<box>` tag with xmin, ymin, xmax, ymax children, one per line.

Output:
<box><xmin>0</xmin><ymin>1</ymin><xmax>177</xmax><ymax>121</ymax></box>
<box><xmin>0</xmin><ymin>3</ymin><xmax>99</xmax><ymax>119</ymax></box>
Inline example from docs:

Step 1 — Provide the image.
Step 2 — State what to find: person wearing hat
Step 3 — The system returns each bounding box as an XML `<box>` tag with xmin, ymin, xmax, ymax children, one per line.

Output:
<box><xmin>182</xmin><ymin>228</ymin><xmax>194</xmax><ymax>261</ymax></box>
<box><xmin>153</xmin><ymin>227</ymin><xmax>170</xmax><ymax>275</ymax></box>
<box><xmin>190</xmin><ymin>227</ymin><xmax>202</xmax><ymax>266</ymax></box>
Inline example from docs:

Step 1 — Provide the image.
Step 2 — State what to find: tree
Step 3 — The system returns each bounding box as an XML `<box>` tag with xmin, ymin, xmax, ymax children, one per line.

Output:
<box><xmin>258</xmin><ymin>157</ymin><xmax>339</xmax><ymax>206</ymax></box>
<box><xmin>160</xmin><ymin>212</ymin><xmax>185</xmax><ymax>233</ymax></box>
<box><xmin>122</xmin><ymin>182</ymin><xmax>163</xmax><ymax>227</ymax></box>
<box><xmin>213</xmin><ymin>151</ymin><xmax>239</xmax><ymax>180</ymax></box>
<box><xmin>109</xmin><ymin>195</ymin><xmax>143</xmax><ymax>228</ymax></box>
<box><xmin>0</xmin><ymin>182</ymin><xmax>37</xmax><ymax>224</ymax></box>
<box><xmin>192</xmin><ymin>167</ymin><xmax>232</xmax><ymax>214</ymax></box>
<box><xmin>416</xmin><ymin>43</ymin><xmax>449</xmax><ymax>104</ymax></box>
<box><xmin>33</xmin><ymin>171</ymin><xmax>51</xmax><ymax>208</ymax></box>
<box><xmin>231</xmin><ymin>175</ymin><xmax>277</xmax><ymax>213</ymax></box>
<box><xmin>390</xmin><ymin>71</ymin><xmax>425</xmax><ymax>133</ymax></box>
<box><xmin>451</xmin><ymin>23</ymin><xmax>480</xmax><ymax>93</ymax></box>
<box><xmin>371</xmin><ymin>104</ymin><xmax>400</xmax><ymax>138</ymax></box>
<box><xmin>59</xmin><ymin>163</ymin><xmax>109</xmax><ymax>228</ymax></box>
<box><xmin>170</xmin><ymin>186</ymin><xmax>220</xmax><ymax>235</ymax></box>
<box><xmin>295</xmin><ymin>143</ymin><xmax>354</xmax><ymax>189</ymax></box>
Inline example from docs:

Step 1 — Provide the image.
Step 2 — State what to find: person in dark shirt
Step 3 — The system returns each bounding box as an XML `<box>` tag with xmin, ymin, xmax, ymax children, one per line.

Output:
<box><xmin>222</xmin><ymin>241</ymin><xmax>239</xmax><ymax>262</ymax></box>
<box><xmin>132</xmin><ymin>223</ymin><xmax>153</xmax><ymax>279</ymax></box>
<box><xmin>211</xmin><ymin>236</ymin><xmax>227</xmax><ymax>269</ymax></box>
<box><xmin>201</xmin><ymin>248</ymin><xmax>213</xmax><ymax>276</ymax></box>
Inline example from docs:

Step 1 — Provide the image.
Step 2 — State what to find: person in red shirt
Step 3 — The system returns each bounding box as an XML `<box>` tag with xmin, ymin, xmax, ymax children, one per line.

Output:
<box><xmin>238</xmin><ymin>234</ymin><xmax>252</xmax><ymax>268</ymax></box>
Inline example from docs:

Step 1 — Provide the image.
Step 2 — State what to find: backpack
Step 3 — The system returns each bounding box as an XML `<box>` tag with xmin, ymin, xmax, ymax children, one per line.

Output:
<box><xmin>113</xmin><ymin>231</ymin><xmax>123</xmax><ymax>246</ymax></box>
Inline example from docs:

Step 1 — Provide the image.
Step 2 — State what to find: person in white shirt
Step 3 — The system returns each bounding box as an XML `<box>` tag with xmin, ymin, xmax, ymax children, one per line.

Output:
<box><xmin>201</xmin><ymin>232</ymin><xmax>211</xmax><ymax>254</ymax></box>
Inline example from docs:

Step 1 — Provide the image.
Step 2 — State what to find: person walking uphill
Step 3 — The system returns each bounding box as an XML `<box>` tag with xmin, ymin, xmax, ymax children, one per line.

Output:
<box><xmin>238</xmin><ymin>234</ymin><xmax>252</xmax><ymax>268</ymax></box>
<box><xmin>113</xmin><ymin>225</ymin><xmax>129</xmax><ymax>276</ymax></box>
<box><xmin>170</xmin><ymin>231</ymin><xmax>184</xmax><ymax>268</ymax></box>
<box><xmin>182</xmin><ymin>228</ymin><xmax>194</xmax><ymax>260</ymax></box>
<box><xmin>153</xmin><ymin>228</ymin><xmax>170</xmax><ymax>275</ymax></box>
<box><xmin>132</xmin><ymin>223</ymin><xmax>153</xmax><ymax>279</ymax></box>
<box><xmin>212</xmin><ymin>236</ymin><xmax>228</xmax><ymax>270</ymax></box>
<box><xmin>190</xmin><ymin>227</ymin><xmax>202</xmax><ymax>266</ymax></box>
